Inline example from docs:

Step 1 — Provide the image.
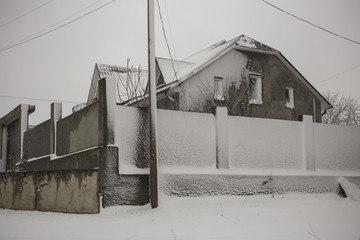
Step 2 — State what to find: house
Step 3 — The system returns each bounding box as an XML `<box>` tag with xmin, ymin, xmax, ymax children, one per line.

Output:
<box><xmin>87</xmin><ymin>35</ymin><xmax>331</xmax><ymax>122</ymax></box>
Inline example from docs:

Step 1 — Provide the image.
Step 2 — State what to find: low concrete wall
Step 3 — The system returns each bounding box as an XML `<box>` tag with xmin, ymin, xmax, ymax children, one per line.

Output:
<box><xmin>57</xmin><ymin>102</ymin><xmax>99</xmax><ymax>156</ymax></box>
<box><xmin>0</xmin><ymin>170</ymin><xmax>99</xmax><ymax>214</ymax></box>
<box><xmin>23</xmin><ymin>120</ymin><xmax>50</xmax><ymax>159</ymax></box>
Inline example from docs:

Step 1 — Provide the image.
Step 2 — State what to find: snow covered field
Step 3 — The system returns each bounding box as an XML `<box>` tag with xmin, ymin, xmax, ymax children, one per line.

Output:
<box><xmin>0</xmin><ymin>193</ymin><xmax>359</xmax><ymax>240</ymax></box>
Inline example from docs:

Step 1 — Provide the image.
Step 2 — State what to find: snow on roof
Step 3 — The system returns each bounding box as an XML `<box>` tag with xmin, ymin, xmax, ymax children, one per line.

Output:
<box><xmin>157</xmin><ymin>35</ymin><xmax>277</xmax><ymax>88</ymax></box>
<box><xmin>235</xmin><ymin>35</ymin><xmax>276</xmax><ymax>52</ymax></box>
<box><xmin>156</xmin><ymin>58</ymin><xmax>194</xmax><ymax>85</ymax></box>
<box><xmin>96</xmin><ymin>63</ymin><xmax>148</xmax><ymax>103</ymax></box>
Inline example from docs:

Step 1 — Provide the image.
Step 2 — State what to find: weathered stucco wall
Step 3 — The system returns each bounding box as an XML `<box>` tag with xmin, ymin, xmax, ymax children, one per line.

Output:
<box><xmin>0</xmin><ymin>170</ymin><xmax>99</xmax><ymax>213</ymax></box>
<box><xmin>23</xmin><ymin>120</ymin><xmax>50</xmax><ymax>159</ymax></box>
<box><xmin>314</xmin><ymin>123</ymin><xmax>360</xmax><ymax>171</ymax></box>
<box><xmin>242</xmin><ymin>51</ymin><xmax>322</xmax><ymax>122</ymax></box>
<box><xmin>57</xmin><ymin>102</ymin><xmax>99</xmax><ymax>156</ymax></box>
<box><xmin>229</xmin><ymin>115</ymin><xmax>303</xmax><ymax>169</ymax></box>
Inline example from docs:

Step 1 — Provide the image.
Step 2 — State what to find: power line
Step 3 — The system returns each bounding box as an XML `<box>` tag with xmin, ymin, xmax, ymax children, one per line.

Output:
<box><xmin>0</xmin><ymin>95</ymin><xmax>82</xmax><ymax>104</ymax></box>
<box><xmin>315</xmin><ymin>64</ymin><xmax>360</xmax><ymax>85</ymax></box>
<box><xmin>156</xmin><ymin>0</ymin><xmax>179</xmax><ymax>81</ymax></box>
<box><xmin>3</xmin><ymin>0</ymin><xmax>104</xmax><ymax>49</ymax></box>
<box><xmin>0</xmin><ymin>0</ymin><xmax>116</xmax><ymax>53</ymax></box>
<box><xmin>262</xmin><ymin>0</ymin><xmax>360</xmax><ymax>45</ymax></box>
<box><xmin>0</xmin><ymin>0</ymin><xmax>55</xmax><ymax>29</ymax></box>
<box><xmin>163</xmin><ymin>0</ymin><xmax>177</xmax><ymax>59</ymax></box>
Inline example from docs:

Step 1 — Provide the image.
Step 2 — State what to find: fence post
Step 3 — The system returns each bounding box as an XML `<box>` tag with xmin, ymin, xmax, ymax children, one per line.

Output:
<box><xmin>20</xmin><ymin>104</ymin><xmax>30</xmax><ymax>161</ymax></box>
<box><xmin>301</xmin><ymin>115</ymin><xmax>315</xmax><ymax>171</ymax></box>
<box><xmin>215</xmin><ymin>107</ymin><xmax>229</xmax><ymax>169</ymax></box>
<box><xmin>98</xmin><ymin>77</ymin><xmax>116</xmax><ymax>146</ymax></box>
<box><xmin>50</xmin><ymin>103</ymin><xmax>62</xmax><ymax>155</ymax></box>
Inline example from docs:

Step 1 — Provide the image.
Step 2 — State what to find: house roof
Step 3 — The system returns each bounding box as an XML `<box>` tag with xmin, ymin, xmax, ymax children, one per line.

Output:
<box><xmin>96</xmin><ymin>63</ymin><xmax>148</xmax><ymax>104</ymax></box>
<box><xmin>156</xmin><ymin>35</ymin><xmax>332</xmax><ymax>111</ymax></box>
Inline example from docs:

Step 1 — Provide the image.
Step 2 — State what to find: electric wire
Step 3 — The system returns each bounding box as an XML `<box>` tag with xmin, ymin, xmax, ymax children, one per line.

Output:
<box><xmin>0</xmin><ymin>0</ymin><xmax>55</xmax><ymax>29</ymax></box>
<box><xmin>0</xmin><ymin>95</ymin><xmax>82</xmax><ymax>104</ymax></box>
<box><xmin>3</xmin><ymin>0</ymin><xmax>104</xmax><ymax>49</ymax></box>
<box><xmin>163</xmin><ymin>0</ymin><xmax>177</xmax><ymax>59</ymax></box>
<box><xmin>155</xmin><ymin>0</ymin><xmax>179</xmax><ymax>81</ymax></box>
<box><xmin>315</xmin><ymin>64</ymin><xmax>360</xmax><ymax>85</ymax></box>
<box><xmin>0</xmin><ymin>0</ymin><xmax>116</xmax><ymax>53</ymax></box>
<box><xmin>262</xmin><ymin>0</ymin><xmax>360</xmax><ymax>45</ymax></box>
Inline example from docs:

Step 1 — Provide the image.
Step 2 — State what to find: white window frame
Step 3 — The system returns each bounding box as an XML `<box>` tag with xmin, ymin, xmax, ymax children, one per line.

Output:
<box><xmin>214</xmin><ymin>77</ymin><xmax>224</xmax><ymax>101</ymax></box>
<box><xmin>249</xmin><ymin>74</ymin><xmax>262</xmax><ymax>105</ymax></box>
<box><xmin>285</xmin><ymin>87</ymin><xmax>294</xmax><ymax>109</ymax></box>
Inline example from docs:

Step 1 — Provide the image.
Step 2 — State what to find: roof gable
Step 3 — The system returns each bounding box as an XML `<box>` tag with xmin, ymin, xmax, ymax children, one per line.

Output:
<box><xmin>87</xmin><ymin>63</ymin><xmax>148</xmax><ymax>104</ymax></box>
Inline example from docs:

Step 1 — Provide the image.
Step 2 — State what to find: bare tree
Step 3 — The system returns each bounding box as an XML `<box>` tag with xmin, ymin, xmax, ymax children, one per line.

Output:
<box><xmin>190</xmin><ymin>77</ymin><xmax>249</xmax><ymax>115</ymax></box>
<box><xmin>115</xmin><ymin>58</ymin><xmax>147</xmax><ymax>105</ymax></box>
<box><xmin>322</xmin><ymin>91</ymin><xmax>360</xmax><ymax>127</ymax></box>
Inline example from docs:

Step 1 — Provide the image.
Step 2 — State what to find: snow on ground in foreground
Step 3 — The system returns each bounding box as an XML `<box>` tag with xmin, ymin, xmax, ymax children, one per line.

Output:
<box><xmin>0</xmin><ymin>193</ymin><xmax>360</xmax><ymax>240</ymax></box>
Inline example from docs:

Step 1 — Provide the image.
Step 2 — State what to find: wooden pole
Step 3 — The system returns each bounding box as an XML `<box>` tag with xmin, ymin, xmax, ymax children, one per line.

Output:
<box><xmin>148</xmin><ymin>0</ymin><xmax>158</xmax><ymax>209</ymax></box>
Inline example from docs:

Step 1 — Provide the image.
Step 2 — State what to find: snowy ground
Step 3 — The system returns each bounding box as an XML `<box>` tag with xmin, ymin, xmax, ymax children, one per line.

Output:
<box><xmin>0</xmin><ymin>193</ymin><xmax>360</xmax><ymax>240</ymax></box>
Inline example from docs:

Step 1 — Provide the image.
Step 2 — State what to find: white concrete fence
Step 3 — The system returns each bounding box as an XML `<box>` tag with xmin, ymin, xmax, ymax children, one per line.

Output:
<box><xmin>114</xmin><ymin>104</ymin><xmax>360</xmax><ymax>176</ymax></box>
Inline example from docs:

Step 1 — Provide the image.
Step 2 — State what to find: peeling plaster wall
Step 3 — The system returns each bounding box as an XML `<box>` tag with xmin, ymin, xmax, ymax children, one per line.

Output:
<box><xmin>229</xmin><ymin>115</ymin><xmax>303</xmax><ymax>169</ymax></box>
<box><xmin>241</xmin><ymin>51</ymin><xmax>322</xmax><ymax>122</ymax></box>
<box><xmin>314</xmin><ymin>124</ymin><xmax>360</xmax><ymax>171</ymax></box>
<box><xmin>0</xmin><ymin>170</ymin><xmax>99</xmax><ymax>214</ymax></box>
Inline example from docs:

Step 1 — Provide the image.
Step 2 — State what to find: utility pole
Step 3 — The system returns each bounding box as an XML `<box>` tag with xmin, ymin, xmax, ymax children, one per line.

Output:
<box><xmin>148</xmin><ymin>0</ymin><xmax>159</xmax><ymax>209</ymax></box>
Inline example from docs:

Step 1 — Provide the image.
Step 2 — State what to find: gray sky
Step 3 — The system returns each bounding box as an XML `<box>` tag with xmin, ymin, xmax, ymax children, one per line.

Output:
<box><xmin>0</xmin><ymin>0</ymin><xmax>360</xmax><ymax>124</ymax></box>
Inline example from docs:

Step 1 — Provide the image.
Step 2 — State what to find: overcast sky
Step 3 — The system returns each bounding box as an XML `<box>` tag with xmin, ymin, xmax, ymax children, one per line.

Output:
<box><xmin>0</xmin><ymin>0</ymin><xmax>359</xmax><ymax>124</ymax></box>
